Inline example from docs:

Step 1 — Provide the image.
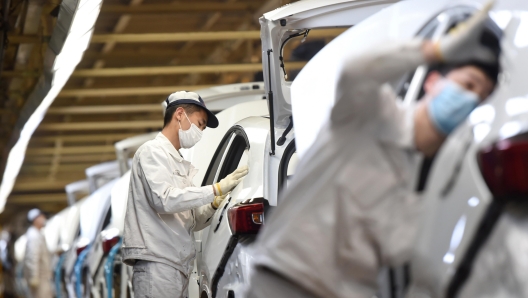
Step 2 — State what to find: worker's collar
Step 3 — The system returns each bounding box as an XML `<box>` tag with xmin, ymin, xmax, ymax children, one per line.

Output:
<box><xmin>156</xmin><ymin>132</ymin><xmax>184</xmax><ymax>162</ymax></box>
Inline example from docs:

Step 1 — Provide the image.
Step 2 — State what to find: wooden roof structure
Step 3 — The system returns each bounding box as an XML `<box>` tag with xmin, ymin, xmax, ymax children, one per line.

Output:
<box><xmin>0</xmin><ymin>0</ymin><xmax>341</xmax><ymax>223</ymax></box>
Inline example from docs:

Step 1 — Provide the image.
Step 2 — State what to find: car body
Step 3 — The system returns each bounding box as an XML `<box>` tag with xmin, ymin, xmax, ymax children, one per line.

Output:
<box><xmin>59</xmin><ymin>161</ymin><xmax>120</xmax><ymax>298</ymax></box>
<box><xmin>55</xmin><ymin>199</ymin><xmax>84</xmax><ymax>298</ymax></box>
<box><xmin>92</xmin><ymin>83</ymin><xmax>268</xmax><ymax>298</ymax></box>
<box><xmin>291</xmin><ymin>0</ymin><xmax>528</xmax><ymax>297</ymax></box>
<box><xmin>14</xmin><ymin>234</ymin><xmax>29</xmax><ymax>297</ymax></box>
<box><xmin>194</xmin><ymin>1</ymin><xmax>403</xmax><ymax>297</ymax></box>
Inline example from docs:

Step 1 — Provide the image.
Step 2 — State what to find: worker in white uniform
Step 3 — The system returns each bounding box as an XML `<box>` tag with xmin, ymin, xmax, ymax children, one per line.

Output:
<box><xmin>24</xmin><ymin>208</ymin><xmax>52</xmax><ymax>298</ymax></box>
<box><xmin>123</xmin><ymin>91</ymin><xmax>248</xmax><ymax>298</ymax></box>
<box><xmin>246</xmin><ymin>3</ymin><xmax>499</xmax><ymax>298</ymax></box>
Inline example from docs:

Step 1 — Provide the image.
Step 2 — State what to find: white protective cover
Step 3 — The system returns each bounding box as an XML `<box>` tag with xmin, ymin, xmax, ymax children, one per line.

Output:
<box><xmin>85</xmin><ymin>161</ymin><xmax>121</xmax><ymax>193</ymax></box>
<box><xmin>14</xmin><ymin>235</ymin><xmax>27</xmax><ymax>263</ymax></box>
<box><xmin>107</xmin><ymin>170</ymin><xmax>132</xmax><ymax>235</ymax></box>
<box><xmin>43</xmin><ymin>211</ymin><xmax>66</xmax><ymax>253</ymax></box>
<box><xmin>79</xmin><ymin>178</ymin><xmax>119</xmax><ymax>243</ymax></box>
<box><xmin>58</xmin><ymin>199</ymin><xmax>85</xmax><ymax>251</ymax></box>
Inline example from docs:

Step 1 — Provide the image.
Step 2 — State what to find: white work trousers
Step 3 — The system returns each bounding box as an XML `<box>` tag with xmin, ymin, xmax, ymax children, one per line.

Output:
<box><xmin>132</xmin><ymin>261</ymin><xmax>188</xmax><ymax>298</ymax></box>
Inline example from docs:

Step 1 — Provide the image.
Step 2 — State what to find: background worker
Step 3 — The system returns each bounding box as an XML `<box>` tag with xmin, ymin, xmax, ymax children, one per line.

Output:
<box><xmin>247</xmin><ymin>3</ymin><xmax>499</xmax><ymax>298</ymax></box>
<box><xmin>123</xmin><ymin>91</ymin><xmax>248</xmax><ymax>298</ymax></box>
<box><xmin>23</xmin><ymin>208</ymin><xmax>52</xmax><ymax>298</ymax></box>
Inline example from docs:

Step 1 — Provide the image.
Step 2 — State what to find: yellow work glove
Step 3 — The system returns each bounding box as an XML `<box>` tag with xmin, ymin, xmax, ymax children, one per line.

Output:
<box><xmin>214</xmin><ymin>166</ymin><xmax>248</xmax><ymax>196</ymax></box>
<box><xmin>212</xmin><ymin>194</ymin><xmax>228</xmax><ymax>209</ymax></box>
<box><xmin>434</xmin><ymin>0</ymin><xmax>496</xmax><ymax>63</ymax></box>
<box><xmin>29</xmin><ymin>277</ymin><xmax>40</xmax><ymax>288</ymax></box>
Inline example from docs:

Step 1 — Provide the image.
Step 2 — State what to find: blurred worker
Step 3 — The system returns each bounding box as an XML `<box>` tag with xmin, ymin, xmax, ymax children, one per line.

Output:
<box><xmin>123</xmin><ymin>91</ymin><xmax>248</xmax><ymax>298</ymax></box>
<box><xmin>246</xmin><ymin>3</ymin><xmax>500</xmax><ymax>298</ymax></box>
<box><xmin>23</xmin><ymin>209</ymin><xmax>52</xmax><ymax>298</ymax></box>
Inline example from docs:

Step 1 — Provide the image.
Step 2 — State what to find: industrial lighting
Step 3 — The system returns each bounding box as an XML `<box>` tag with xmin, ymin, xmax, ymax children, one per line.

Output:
<box><xmin>0</xmin><ymin>0</ymin><xmax>103</xmax><ymax>212</ymax></box>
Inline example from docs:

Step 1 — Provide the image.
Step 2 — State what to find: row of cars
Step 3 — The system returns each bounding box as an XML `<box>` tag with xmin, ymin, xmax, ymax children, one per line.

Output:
<box><xmin>14</xmin><ymin>0</ymin><xmax>528</xmax><ymax>297</ymax></box>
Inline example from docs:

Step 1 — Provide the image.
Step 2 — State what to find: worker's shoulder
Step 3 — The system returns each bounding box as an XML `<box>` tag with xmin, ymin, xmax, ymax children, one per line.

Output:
<box><xmin>136</xmin><ymin>138</ymin><xmax>163</xmax><ymax>156</ymax></box>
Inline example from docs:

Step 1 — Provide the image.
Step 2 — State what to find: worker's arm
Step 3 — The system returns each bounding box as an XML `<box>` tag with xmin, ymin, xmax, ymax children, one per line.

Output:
<box><xmin>138</xmin><ymin>147</ymin><xmax>214</xmax><ymax>214</ymax></box>
<box><xmin>331</xmin><ymin>39</ymin><xmax>429</xmax><ymax>124</ymax></box>
<box><xmin>332</xmin><ymin>0</ymin><xmax>495</xmax><ymax>125</ymax></box>
<box><xmin>193</xmin><ymin>204</ymin><xmax>216</xmax><ymax>231</ymax></box>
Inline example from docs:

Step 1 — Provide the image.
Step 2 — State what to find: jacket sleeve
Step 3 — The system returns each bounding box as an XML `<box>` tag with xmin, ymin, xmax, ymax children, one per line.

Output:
<box><xmin>331</xmin><ymin>39</ymin><xmax>426</xmax><ymax>125</ymax></box>
<box><xmin>138</xmin><ymin>147</ymin><xmax>215</xmax><ymax>214</ymax></box>
<box><xmin>193</xmin><ymin>204</ymin><xmax>216</xmax><ymax>231</ymax></box>
<box><xmin>24</xmin><ymin>231</ymin><xmax>40</xmax><ymax>281</ymax></box>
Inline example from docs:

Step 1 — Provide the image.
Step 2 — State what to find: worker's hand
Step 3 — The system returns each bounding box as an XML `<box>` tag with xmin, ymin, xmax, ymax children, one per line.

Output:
<box><xmin>433</xmin><ymin>0</ymin><xmax>496</xmax><ymax>63</ymax></box>
<box><xmin>212</xmin><ymin>194</ymin><xmax>228</xmax><ymax>209</ymax></box>
<box><xmin>29</xmin><ymin>277</ymin><xmax>40</xmax><ymax>288</ymax></box>
<box><xmin>214</xmin><ymin>166</ymin><xmax>248</xmax><ymax>196</ymax></box>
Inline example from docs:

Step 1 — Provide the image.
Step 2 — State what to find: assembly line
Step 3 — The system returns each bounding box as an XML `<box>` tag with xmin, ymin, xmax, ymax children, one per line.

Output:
<box><xmin>2</xmin><ymin>0</ymin><xmax>528</xmax><ymax>297</ymax></box>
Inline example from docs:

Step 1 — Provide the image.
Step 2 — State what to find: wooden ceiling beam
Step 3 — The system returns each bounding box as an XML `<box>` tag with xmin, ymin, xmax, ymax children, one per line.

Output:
<box><xmin>47</xmin><ymin>104</ymin><xmax>161</xmax><ymax>114</ymax></box>
<box><xmin>39</xmin><ymin>120</ymin><xmax>161</xmax><ymax>131</ymax></box>
<box><xmin>25</xmin><ymin>154</ymin><xmax>115</xmax><ymax>164</ymax></box>
<box><xmin>71</xmin><ymin>62</ymin><xmax>306</xmax><ymax>77</ymax></box>
<box><xmin>8</xmin><ymin>29</ymin><xmax>346</xmax><ymax>44</ymax></box>
<box><xmin>7</xmin><ymin>193</ymin><xmax>68</xmax><ymax>204</ymax></box>
<box><xmin>30</xmin><ymin>133</ymin><xmax>138</xmax><ymax>143</ymax></box>
<box><xmin>100</xmin><ymin>2</ymin><xmax>258</xmax><ymax>14</ymax></box>
<box><xmin>58</xmin><ymin>84</ymin><xmax>213</xmax><ymax>97</ymax></box>
<box><xmin>13</xmin><ymin>180</ymin><xmax>83</xmax><ymax>191</ymax></box>
<box><xmin>21</xmin><ymin>163</ymin><xmax>97</xmax><ymax>173</ymax></box>
<box><xmin>26</xmin><ymin>145</ymin><xmax>115</xmax><ymax>155</ymax></box>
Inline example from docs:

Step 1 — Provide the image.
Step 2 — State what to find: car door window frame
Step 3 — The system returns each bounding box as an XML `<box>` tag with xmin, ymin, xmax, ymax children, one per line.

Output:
<box><xmin>202</xmin><ymin>126</ymin><xmax>250</xmax><ymax>186</ymax></box>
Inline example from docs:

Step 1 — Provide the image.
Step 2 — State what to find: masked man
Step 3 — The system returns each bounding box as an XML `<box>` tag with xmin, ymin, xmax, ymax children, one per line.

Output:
<box><xmin>247</xmin><ymin>3</ymin><xmax>499</xmax><ymax>298</ymax></box>
<box><xmin>24</xmin><ymin>209</ymin><xmax>52</xmax><ymax>298</ymax></box>
<box><xmin>123</xmin><ymin>91</ymin><xmax>248</xmax><ymax>298</ymax></box>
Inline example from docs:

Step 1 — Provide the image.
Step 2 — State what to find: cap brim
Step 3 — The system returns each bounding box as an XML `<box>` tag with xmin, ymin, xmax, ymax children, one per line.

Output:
<box><xmin>205</xmin><ymin>109</ymin><xmax>219</xmax><ymax>128</ymax></box>
<box><xmin>165</xmin><ymin>98</ymin><xmax>219</xmax><ymax>128</ymax></box>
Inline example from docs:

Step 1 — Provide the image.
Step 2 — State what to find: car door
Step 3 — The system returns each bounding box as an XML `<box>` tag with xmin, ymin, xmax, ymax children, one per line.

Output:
<box><xmin>197</xmin><ymin>127</ymin><xmax>250</xmax><ymax>295</ymax></box>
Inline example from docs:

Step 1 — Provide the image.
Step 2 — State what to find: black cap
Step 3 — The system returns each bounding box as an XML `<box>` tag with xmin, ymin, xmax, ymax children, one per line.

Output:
<box><xmin>165</xmin><ymin>91</ymin><xmax>219</xmax><ymax>128</ymax></box>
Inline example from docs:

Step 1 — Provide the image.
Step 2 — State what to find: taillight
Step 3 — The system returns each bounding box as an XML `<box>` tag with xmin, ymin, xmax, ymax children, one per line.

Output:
<box><xmin>102</xmin><ymin>236</ymin><xmax>120</xmax><ymax>255</ymax></box>
<box><xmin>228</xmin><ymin>203</ymin><xmax>264</xmax><ymax>235</ymax></box>
<box><xmin>76</xmin><ymin>245</ymin><xmax>88</xmax><ymax>256</ymax></box>
<box><xmin>101</xmin><ymin>228</ymin><xmax>121</xmax><ymax>255</ymax></box>
<box><xmin>76</xmin><ymin>238</ymin><xmax>90</xmax><ymax>256</ymax></box>
<box><xmin>479</xmin><ymin>133</ymin><xmax>528</xmax><ymax>199</ymax></box>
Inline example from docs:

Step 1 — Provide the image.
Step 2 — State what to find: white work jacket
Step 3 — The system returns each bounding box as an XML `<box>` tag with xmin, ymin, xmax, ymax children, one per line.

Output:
<box><xmin>123</xmin><ymin>132</ymin><xmax>215</xmax><ymax>277</ymax></box>
<box><xmin>251</xmin><ymin>40</ymin><xmax>425</xmax><ymax>297</ymax></box>
<box><xmin>23</xmin><ymin>226</ymin><xmax>52</xmax><ymax>297</ymax></box>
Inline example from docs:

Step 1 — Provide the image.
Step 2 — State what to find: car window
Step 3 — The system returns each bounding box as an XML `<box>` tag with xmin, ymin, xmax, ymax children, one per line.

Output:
<box><xmin>217</xmin><ymin>134</ymin><xmax>249</xmax><ymax>182</ymax></box>
<box><xmin>202</xmin><ymin>127</ymin><xmax>249</xmax><ymax>186</ymax></box>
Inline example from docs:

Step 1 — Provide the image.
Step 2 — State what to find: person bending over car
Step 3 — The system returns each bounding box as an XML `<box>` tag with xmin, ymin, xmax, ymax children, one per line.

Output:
<box><xmin>245</xmin><ymin>3</ymin><xmax>500</xmax><ymax>298</ymax></box>
<box><xmin>122</xmin><ymin>91</ymin><xmax>248</xmax><ymax>298</ymax></box>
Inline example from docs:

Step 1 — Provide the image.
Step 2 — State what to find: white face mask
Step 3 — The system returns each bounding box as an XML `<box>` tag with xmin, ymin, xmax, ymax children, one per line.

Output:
<box><xmin>178</xmin><ymin>112</ymin><xmax>203</xmax><ymax>149</ymax></box>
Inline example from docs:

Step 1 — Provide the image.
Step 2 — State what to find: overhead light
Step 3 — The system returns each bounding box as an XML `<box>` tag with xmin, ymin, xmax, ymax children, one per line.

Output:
<box><xmin>0</xmin><ymin>0</ymin><xmax>103</xmax><ymax>213</ymax></box>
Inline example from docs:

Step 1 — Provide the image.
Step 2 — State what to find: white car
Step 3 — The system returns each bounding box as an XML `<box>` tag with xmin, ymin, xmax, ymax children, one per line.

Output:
<box><xmin>14</xmin><ymin>234</ymin><xmax>29</xmax><ymax>297</ymax></box>
<box><xmin>91</xmin><ymin>83</ymin><xmax>268</xmax><ymax>298</ymax></box>
<box><xmin>55</xmin><ymin>199</ymin><xmax>84</xmax><ymax>298</ymax></box>
<box><xmin>60</xmin><ymin>161</ymin><xmax>120</xmax><ymax>298</ymax></box>
<box><xmin>282</xmin><ymin>0</ymin><xmax>525</xmax><ymax>297</ymax></box>
<box><xmin>193</xmin><ymin>1</ymin><xmax>402</xmax><ymax>297</ymax></box>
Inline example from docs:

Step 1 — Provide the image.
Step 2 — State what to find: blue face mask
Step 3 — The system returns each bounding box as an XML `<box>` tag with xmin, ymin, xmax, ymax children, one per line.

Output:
<box><xmin>428</xmin><ymin>80</ymin><xmax>480</xmax><ymax>135</ymax></box>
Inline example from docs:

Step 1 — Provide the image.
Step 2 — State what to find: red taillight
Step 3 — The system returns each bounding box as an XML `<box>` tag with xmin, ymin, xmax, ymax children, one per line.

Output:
<box><xmin>102</xmin><ymin>236</ymin><xmax>120</xmax><ymax>255</ymax></box>
<box><xmin>228</xmin><ymin>203</ymin><xmax>264</xmax><ymax>235</ymax></box>
<box><xmin>76</xmin><ymin>245</ymin><xmax>88</xmax><ymax>256</ymax></box>
<box><xmin>479</xmin><ymin>134</ymin><xmax>528</xmax><ymax>199</ymax></box>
